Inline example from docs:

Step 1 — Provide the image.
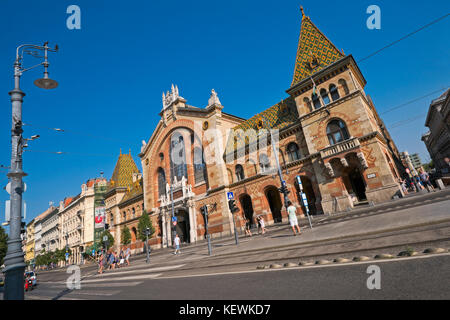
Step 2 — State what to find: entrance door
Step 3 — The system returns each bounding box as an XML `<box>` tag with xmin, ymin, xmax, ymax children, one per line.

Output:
<box><xmin>175</xmin><ymin>209</ymin><xmax>190</xmax><ymax>243</ymax></box>
<box><xmin>239</xmin><ymin>194</ymin><xmax>254</xmax><ymax>228</ymax></box>
<box><xmin>349</xmin><ymin>169</ymin><xmax>367</xmax><ymax>201</ymax></box>
<box><xmin>296</xmin><ymin>177</ymin><xmax>317</xmax><ymax>215</ymax></box>
<box><xmin>265</xmin><ymin>186</ymin><xmax>283</xmax><ymax>223</ymax></box>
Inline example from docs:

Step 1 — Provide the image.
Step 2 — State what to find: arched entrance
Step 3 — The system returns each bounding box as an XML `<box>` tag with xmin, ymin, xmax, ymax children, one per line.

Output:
<box><xmin>295</xmin><ymin>176</ymin><xmax>317</xmax><ymax>215</ymax></box>
<box><xmin>175</xmin><ymin>209</ymin><xmax>190</xmax><ymax>243</ymax></box>
<box><xmin>265</xmin><ymin>186</ymin><xmax>283</xmax><ymax>223</ymax></box>
<box><xmin>239</xmin><ymin>194</ymin><xmax>254</xmax><ymax>227</ymax></box>
<box><xmin>347</xmin><ymin>168</ymin><xmax>367</xmax><ymax>201</ymax></box>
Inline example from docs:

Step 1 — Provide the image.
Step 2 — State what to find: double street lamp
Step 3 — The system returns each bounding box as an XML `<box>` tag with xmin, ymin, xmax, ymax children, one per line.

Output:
<box><xmin>3</xmin><ymin>42</ymin><xmax>58</xmax><ymax>300</ymax></box>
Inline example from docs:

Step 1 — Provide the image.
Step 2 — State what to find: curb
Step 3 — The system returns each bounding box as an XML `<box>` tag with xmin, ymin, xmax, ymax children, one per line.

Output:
<box><xmin>255</xmin><ymin>246</ymin><xmax>450</xmax><ymax>270</ymax></box>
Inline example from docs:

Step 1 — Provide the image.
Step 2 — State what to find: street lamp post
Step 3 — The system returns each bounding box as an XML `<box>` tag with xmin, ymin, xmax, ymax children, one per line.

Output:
<box><xmin>3</xmin><ymin>42</ymin><xmax>58</xmax><ymax>300</ymax></box>
<box><xmin>261</xmin><ymin>116</ymin><xmax>291</xmax><ymax>211</ymax></box>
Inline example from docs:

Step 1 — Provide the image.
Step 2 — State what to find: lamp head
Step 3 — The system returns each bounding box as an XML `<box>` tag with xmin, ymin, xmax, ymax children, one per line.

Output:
<box><xmin>34</xmin><ymin>77</ymin><xmax>58</xmax><ymax>89</ymax></box>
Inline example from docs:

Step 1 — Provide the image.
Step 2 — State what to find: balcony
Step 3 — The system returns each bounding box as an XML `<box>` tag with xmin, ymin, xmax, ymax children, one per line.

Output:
<box><xmin>320</xmin><ymin>137</ymin><xmax>360</xmax><ymax>159</ymax></box>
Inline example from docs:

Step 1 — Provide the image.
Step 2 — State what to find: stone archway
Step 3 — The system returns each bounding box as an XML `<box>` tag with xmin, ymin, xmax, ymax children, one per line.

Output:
<box><xmin>295</xmin><ymin>176</ymin><xmax>317</xmax><ymax>215</ymax></box>
<box><xmin>239</xmin><ymin>194</ymin><xmax>254</xmax><ymax>227</ymax></box>
<box><xmin>175</xmin><ymin>208</ymin><xmax>190</xmax><ymax>244</ymax></box>
<box><xmin>265</xmin><ymin>186</ymin><xmax>283</xmax><ymax>223</ymax></box>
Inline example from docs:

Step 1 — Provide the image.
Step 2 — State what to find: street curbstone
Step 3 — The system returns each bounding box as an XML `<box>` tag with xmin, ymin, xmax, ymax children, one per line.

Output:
<box><xmin>270</xmin><ymin>264</ymin><xmax>282</xmax><ymax>269</ymax></box>
<box><xmin>283</xmin><ymin>262</ymin><xmax>298</xmax><ymax>268</ymax></box>
<box><xmin>374</xmin><ymin>254</ymin><xmax>394</xmax><ymax>259</ymax></box>
<box><xmin>423</xmin><ymin>248</ymin><xmax>447</xmax><ymax>254</ymax></box>
<box><xmin>256</xmin><ymin>265</ymin><xmax>266</xmax><ymax>269</ymax></box>
<box><xmin>333</xmin><ymin>257</ymin><xmax>351</xmax><ymax>263</ymax></box>
<box><xmin>398</xmin><ymin>250</ymin><xmax>418</xmax><ymax>257</ymax></box>
<box><xmin>315</xmin><ymin>259</ymin><xmax>332</xmax><ymax>265</ymax></box>
<box><xmin>298</xmin><ymin>261</ymin><xmax>314</xmax><ymax>266</ymax></box>
<box><xmin>353</xmin><ymin>256</ymin><xmax>371</xmax><ymax>262</ymax></box>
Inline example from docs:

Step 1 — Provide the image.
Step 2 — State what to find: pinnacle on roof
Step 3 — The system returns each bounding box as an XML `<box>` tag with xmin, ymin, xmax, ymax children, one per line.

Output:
<box><xmin>108</xmin><ymin>150</ymin><xmax>141</xmax><ymax>191</ymax></box>
<box><xmin>291</xmin><ymin>6</ymin><xmax>344</xmax><ymax>87</ymax></box>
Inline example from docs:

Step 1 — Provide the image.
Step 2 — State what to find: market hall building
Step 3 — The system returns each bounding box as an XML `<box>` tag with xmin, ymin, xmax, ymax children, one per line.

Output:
<box><xmin>138</xmin><ymin>8</ymin><xmax>405</xmax><ymax>247</ymax></box>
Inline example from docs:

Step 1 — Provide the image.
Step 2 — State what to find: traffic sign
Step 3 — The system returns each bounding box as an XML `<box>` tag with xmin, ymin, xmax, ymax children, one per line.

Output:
<box><xmin>173</xmin><ymin>221</ymin><xmax>177</xmax><ymax>226</ymax></box>
<box><xmin>103</xmin><ymin>235</ymin><xmax>108</xmax><ymax>242</ymax></box>
<box><xmin>172</xmin><ymin>216</ymin><xmax>177</xmax><ymax>222</ymax></box>
<box><xmin>227</xmin><ymin>192</ymin><xmax>234</xmax><ymax>200</ymax></box>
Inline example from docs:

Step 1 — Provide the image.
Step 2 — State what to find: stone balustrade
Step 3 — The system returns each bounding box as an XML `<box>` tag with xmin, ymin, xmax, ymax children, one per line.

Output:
<box><xmin>320</xmin><ymin>137</ymin><xmax>360</xmax><ymax>159</ymax></box>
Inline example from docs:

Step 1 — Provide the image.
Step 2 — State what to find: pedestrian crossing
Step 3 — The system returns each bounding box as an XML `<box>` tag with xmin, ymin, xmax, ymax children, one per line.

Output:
<box><xmin>25</xmin><ymin>264</ymin><xmax>186</xmax><ymax>300</ymax></box>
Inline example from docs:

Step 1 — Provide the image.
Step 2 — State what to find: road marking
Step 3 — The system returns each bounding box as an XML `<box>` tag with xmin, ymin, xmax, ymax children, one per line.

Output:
<box><xmin>92</xmin><ymin>264</ymin><xmax>185</xmax><ymax>277</ymax></box>
<box><xmin>48</xmin><ymin>281</ymin><xmax>144</xmax><ymax>288</ymax></box>
<box><xmin>26</xmin><ymin>294</ymin><xmax>84</xmax><ymax>300</ymax></box>
<box><xmin>153</xmin><ymin>253</ymin><xmax>450</xmax><ymax>280</ymax></box>
<box><xmin>80</xmin><ymin>273</ymin><xmax>162</xmax><ymax>283</ymax></box>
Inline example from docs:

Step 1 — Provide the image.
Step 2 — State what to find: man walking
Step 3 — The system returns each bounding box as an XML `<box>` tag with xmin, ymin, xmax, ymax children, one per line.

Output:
<box><xmin>125</xmin><ymin>246</ymin><xmax>131</xmax><ymax>266</ymax></box>
<box><xmin>287</xmin><ymin>201</ymin><xmax>301</xmax><ymax>236</ymax></box>
<box><xmin>173</xmin><ymin>234</ymin><xmax>181</xmax><ymax>255</ymax></box>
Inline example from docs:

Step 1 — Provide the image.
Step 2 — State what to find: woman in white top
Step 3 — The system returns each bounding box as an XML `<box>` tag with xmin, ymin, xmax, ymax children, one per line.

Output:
<box><xmin>287</xmin><ymin>201</ymin><xmax>301</xmax><ymax>236</ymax></box>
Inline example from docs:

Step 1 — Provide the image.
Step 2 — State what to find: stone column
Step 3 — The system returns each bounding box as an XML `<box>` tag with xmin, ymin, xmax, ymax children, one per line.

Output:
<box><xmin>188</xmin><ymin>200</ymin><xmax>197</xmax><ymax>243</ymax></box>
<box><xmin>160</xmin><ymin>209</ymin><xmax>167</xmax><ymax>248</ymax></box>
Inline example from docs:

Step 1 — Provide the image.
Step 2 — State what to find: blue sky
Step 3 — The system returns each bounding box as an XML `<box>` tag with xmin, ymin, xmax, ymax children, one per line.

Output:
<box><xmin>0</xmin><ymin>0</ymin><xmax>449</xmax><ymax>224</ymax></box>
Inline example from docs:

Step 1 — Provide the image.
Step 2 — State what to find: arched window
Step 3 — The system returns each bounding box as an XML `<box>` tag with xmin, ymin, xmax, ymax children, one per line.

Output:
<box><xmin>338</xmin><ymin>79</ymin><xmax>349</xmax><ymax>96</ymax></box>
<box><xmin>170</xmin><ymin>132</ymin><xmax>187</xmax><ymax>181</ymax></box>
<box><xmin>193</xmin><ymin>147</ymin><xmax>207</xmax><ymax>184</ymax></box>
<box><xmin>157</xmin><ymin>168</ymin><xmax>166</xmax><ymax>198</ymax></box>
<box><xmin>286</xmin><ymin>142</ymin><xmax>301</xmax><ymax>162</ymax></box>
<box><xmin>132</xmin><ymin>208</ymin><xmax>135</xmax><ymax>219</ymax></box>
<box><xmin>235</xmin><ymin>164</ymin><xmax>245</xmax><ymax>181</ymax></box>
<box><xmin>259</xmin><ymin>153</ymin><xmax>271</xmax><ymax>173</ymax></box>
<box><xmin>303</xmin><ymin>97</ymin><xmax>312</xmax><ymax>112</ymax></box>
<box><xmin>312</xmin><ymin>92</ymin><xmax>321</xmax><ymax>109</ymax></box>
<box><xmin>110</xmin><ymin>213</ymin><xmax>114</xmax><ymax>227</ymax></box>
<box><xmin>123</xmin><ymin>211</ymin><xmax>127</xmax><ymax>222</ymax></box>
<box><xmin>320</xmin><ymin>88</ymin><xmax>330</xmax><ymax>105</ymax></box>
<box><xmin>326</xmin><ymin>119</ymin><xmax>350</xmax><ymax>145</ymax></box>
<box><xmin>329</xmin><ymin>84</ymin><xmax>340</xmax><ymax>101</ymax></box>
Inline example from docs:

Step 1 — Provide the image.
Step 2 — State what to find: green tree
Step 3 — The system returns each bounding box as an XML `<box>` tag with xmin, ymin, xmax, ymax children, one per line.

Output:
<box><xmin>0</xmin><ymin>225</ymin><xmax>8</xmax><ymax>266</ymax></box>
<box><xmin>100</xmin><ymin>230</ymin><xmax>114</xmax><ymax>250</ymax></box>
<box><xmin>137</xmin><ymin>211</ymin><xmax>155</xmax><ymax>242</ymax></box>
<box><xmin>121</xmin><ymin>226</ymin><xmax>131</xmax><ymax>245</ymax></box>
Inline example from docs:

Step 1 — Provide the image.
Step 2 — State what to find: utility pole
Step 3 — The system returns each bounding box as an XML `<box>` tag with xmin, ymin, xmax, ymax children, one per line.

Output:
<box><xmin>3</xmin><ymin>42</ymin><xmax>58</xmax><ymax>300</ymax></box>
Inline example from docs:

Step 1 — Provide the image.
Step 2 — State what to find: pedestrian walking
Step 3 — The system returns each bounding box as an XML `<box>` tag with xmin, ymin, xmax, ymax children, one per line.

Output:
<box><xmin>258</xmin><ymin>215</ymin><xmax>267</xmax><ymax>235</ymax></box>
<box><xmin>244</xmin><ymin>218</ymin><xmax>253</xmax><ymax>237</ymax></box>
<box><xmin>174</xmin><ymin>234</ymin><xmax>181</xmax><ymax>255</ymax></box>
<box><xmin>419</xmin><ymin>169</ymin><xmax>435</xmax><ymax>192</ymax></box>
<box><xmin>125</xmin><ymin>246</ymin><xmax>131</xmax><ymax>266</ymax></box>
<box><xmin>287</xmin><ymin>201</ymin><xmax>301</xmax><ymax>236</ymax></box>
<box><xmin>108</xmin><ymin>250</ymin><xmax>115</xmax><ymax>269</ymax></box>
<box><xmin>98</xmin><ymin>251</ymin><xmax>105</xmax><ymax>274</ymax></box>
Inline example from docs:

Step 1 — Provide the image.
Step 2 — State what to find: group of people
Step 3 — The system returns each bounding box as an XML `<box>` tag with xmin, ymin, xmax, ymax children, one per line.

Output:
<box><xmin>399</xmin><ymin>168</ymin><xmax>435</xmax><ymax>194</ymax></box>
<box><xmin>244</xmin><ymin>201</ymin><xmax>302</xmax><ymax>237</ymax></box>
<box><xmin>98</xmin><ymin>246</ymin><xmax>131</xmax><ymax>274</ymax></box>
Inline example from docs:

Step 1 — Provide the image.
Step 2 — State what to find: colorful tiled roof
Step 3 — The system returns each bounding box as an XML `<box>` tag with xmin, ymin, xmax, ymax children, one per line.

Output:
<box><xmin>291</xmin><ymin>9</ymin><xmax>344</xmax><ymax>87</ymax></box>
<box><xmin>108</xmin><ymin>151</ymin><xmax>141</xmax><ymax>191</ymax></box>
<box><xmin>224</xmin><ymin>97</ymin><xmax>298</xmax><ymax>156</ymax></box>
<box><xmin>119</xmin><ymin>178</ymin><xmax>143</xmax><ymax>205</ymax></box>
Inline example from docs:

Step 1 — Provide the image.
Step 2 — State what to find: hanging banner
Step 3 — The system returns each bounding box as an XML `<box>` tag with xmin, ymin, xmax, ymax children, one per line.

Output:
<box><xmin>94</xmin><ymin>206</ymin><xmax>106</xmax><ymax>228</ymax></box>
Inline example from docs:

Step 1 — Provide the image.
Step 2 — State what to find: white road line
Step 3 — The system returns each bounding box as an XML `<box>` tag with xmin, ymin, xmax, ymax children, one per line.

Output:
<box><xmin>65</xmin><ymin>290</ymin><xmax>121</xmax><ymax>296</ymax></box>
<box><xmin>80</xmin><ymin>273</ymin><xmax>162</xmax><ymax>283</ymax></box>
<box><xmin>153</xmin><ymin>253</ymin><xmax>450</xmax><ymax>280</ymax></box>
<box><xmin>91</xmin><ymin>264</ymin><xmax>185</xmax><ymax>278</ymax></box>
<box><xmin>26</xmin><ymin>295</ymin><xmax>83</xmax><ymax>300</ymax></box>
<box><xmin>48</xmin><ymin>281</ymin><xmax>143</xmax><ymax>288</ymax></box>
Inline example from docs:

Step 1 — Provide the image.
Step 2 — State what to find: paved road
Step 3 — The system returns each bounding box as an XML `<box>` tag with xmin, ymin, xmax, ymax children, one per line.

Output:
<box><xmin>19</xmin><ymin>254</ymin><xmax>450</xmax><ymax>300</ymax></box>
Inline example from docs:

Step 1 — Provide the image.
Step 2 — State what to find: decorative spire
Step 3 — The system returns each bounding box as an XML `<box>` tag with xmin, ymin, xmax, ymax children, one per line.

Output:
<box><xmin>291</xmin><ymin>9</ymin><xmax>344</xmax><ymax>87</ymax></box>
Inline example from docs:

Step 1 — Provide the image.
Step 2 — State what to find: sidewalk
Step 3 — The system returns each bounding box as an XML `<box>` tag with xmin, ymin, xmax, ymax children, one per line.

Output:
<box><xmin>128</xmin><ymin>196</ymin><xmax>450</xmax><ymax>269</ymax></box>
<box><xmin>130</xmin><ymin>186</ymin><xmax>450</xmax><ymax>262</ymax></box>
